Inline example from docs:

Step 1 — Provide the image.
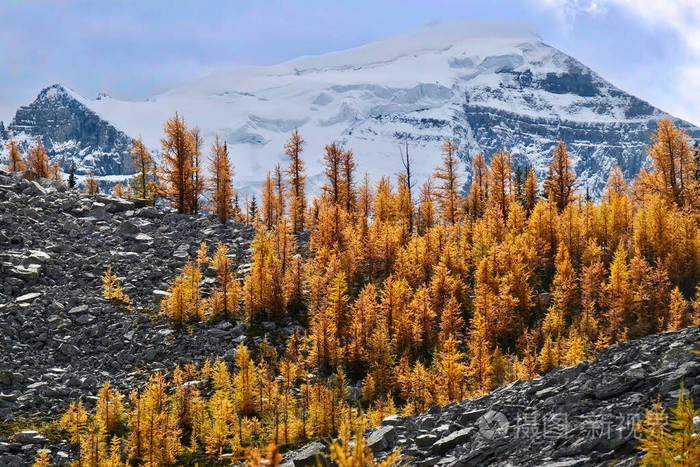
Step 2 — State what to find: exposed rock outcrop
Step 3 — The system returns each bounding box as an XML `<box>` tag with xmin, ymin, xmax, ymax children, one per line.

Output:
<box><xmin>283</xmin><ymin>326</ymin><xmax>700</xmax><ymax>466</ymax></box>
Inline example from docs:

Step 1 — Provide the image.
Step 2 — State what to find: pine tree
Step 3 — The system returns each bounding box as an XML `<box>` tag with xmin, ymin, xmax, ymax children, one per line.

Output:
<box><xmin>347</xmin><ymin>283</ymin><xmax>379</xmax><ymax>369</ymax></box>
<box><xmin>60</xmin><ymin>401</ymin><xmax>88</xmax><ymax>445</ymax></box>
<box><xmin>285</xmin><ymin>129</ymin><xmax>306</xmax><ymax>232</ymax></box>
<box><xmin>5</xmin><ymin>139</ymin><xmax>26</xmax><ymax>171</ymax></box>
<box><xmin>544</xmin><ymin>142</ymin><xmax>576</xmax><ymax>212</ymax></box>
<box><xmin>438</xmin><ymin>296</ymin><xmax>465</xmax><ymax>343</ymax></box>
<box><xmin>28</xmin><ymin>137</ymin><xmax>49</xmax><ymax>178</ymax></box>
<box><xmin>129</xmin><ymin>372</ymin><xmax>182</xmax><ymax>465</ymax></box>
<box><xmin>205</xmin><ymin>389</ymin><xmax>234</xmax><ymax>456</ymax></box>
<box><xmin>417</xmin><ymin>178</ymin><xmax>436</xmax><ymax>234</ymax></box>
<box><xmin>466</xmin><ymin>309</ymin><xmax>492</xmax><ymax>395</ymax></box>
<box><xmin>208</xmin><ymin>136</ymin><xmax>234</xmax><ymax>223</ymax></box>
<box><xmin>605</xmin><ymin>162</ymin><xmax>629</xmax><ymax>201</ymax></box>
<box><xmin>636</xmin><ymin>388</ymin><xmax>700</xmax><ymax>465</ymax></box>
<box><xmin>326</xmin><ymin>272</ymin><xmax>350</xmax><ymax>347</ymax></box>
<box><xmin>160</xmin><ymin>113</ymin><xmax>195</xmax><ymax>214</ymax></box>
<box><xmin>399</xmin><ymin>142</ymin><xmax>415</xmax><ymax>233</ymax></box>
<box><xmin>468</xmin><ymin>153</ymin><xmax>489</xmax><ymax>219</ymax></box>
<box><xmin>244</xmin><ymin>228</ymin><xmax>282</xmax><ymax>323</ymax></box>
<box><xmin>68</xmin><ymin>162</ymin><xmax>76</xmax><ymax>188</ymax></box>
<box><xmin>408</xmin><ymin>285</ymin><xmax>437</xmax><ymax>355</ymax></box>
<box><xmin>129</xmin><ymin>137</ymin><xmax>156</xmax><ymax>201</ymax></box>
<box><xmin>434</xmin><ymin>139</ymin><xmax>461</xmax><ymax>225</ymax></box>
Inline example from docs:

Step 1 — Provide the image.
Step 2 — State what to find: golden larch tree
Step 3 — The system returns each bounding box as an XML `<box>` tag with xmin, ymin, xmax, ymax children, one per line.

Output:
<box><xmin>189</xmin><ymin>126</ymin><xmax>204</xmax><ymax>214</ymax></box>
<box><xmin>544</xmin><ymin>141</ymin><xmax>576</xmax><ymax>212</ymax></box>
<box><xmin>85</xmin><ymin>172</ymin><xmax>99</xmax><ymax>195</ymax></box>
<box><xmin>6</xmin><ymin>139</ymin><xmax>26</xmax><ymax>171</ymax></box>
<box><xmin>285</xmin><ymin>129</ymin><xmax>306</xmax><ymax>232</ymax></box>
<box><xmin>645</xmin><ymin>118</ymin><xmax>698</xmax><ymax>206</ymax></box>
<box><xmin>28</xmin><ymin>137</ymin><xmax>50</xmax><ymax>178</ymax></box>
<box><xmin>160</xmin><ymin>113</ymin><xmax>195</xmax><ymax>213</ymax></box>
<box><xmin>434</xmin><ymin>139</ymin><xmax>461</xmax><ymax>225</ymax></box>
<box><xmin>208</xmin><ymin>136</ymin><xmax>234</xmax><ymax>223</ymax></box>
<box><xmin>323</xmin><ymin>142</ymin><xmax>344</xmax><ymax>205</ymax></box>
<box><xmin>210</xmin><ymin>242</ymin><xmax>240</xmax><ymax>320</ymax></box>
<box><xmin>129</xmin><ymin>137</ymin><xmax>156</xmax><ymax>201</ymax></box>
<box><xmin>523</xmin><ymin>166</ymin><xmax>538</xmax><ymax>213</ymax></box>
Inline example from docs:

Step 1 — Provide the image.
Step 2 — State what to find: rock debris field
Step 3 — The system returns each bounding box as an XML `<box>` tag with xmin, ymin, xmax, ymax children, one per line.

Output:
<box><xmin>1</xmin><ymin>169</ymin><xmax>699</xmax><ymax>466</ymax></box>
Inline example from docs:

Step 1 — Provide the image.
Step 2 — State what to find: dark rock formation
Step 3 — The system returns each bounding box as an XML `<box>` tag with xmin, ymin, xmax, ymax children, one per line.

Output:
<box><xmin>0</xmin><ymin>85</ymin><xmax>135</xmax><ymax>176</ymax></box>
<box><xmin>283</xmin><ymin>326</ymin><xmax>700</xmax><ymax>466</ymax></box>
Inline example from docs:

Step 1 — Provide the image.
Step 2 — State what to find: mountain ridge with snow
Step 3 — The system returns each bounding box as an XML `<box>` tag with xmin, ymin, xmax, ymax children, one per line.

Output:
<box><xmin>1</xmin><ymin>22</ymin><xmax>698</xmax><ymax>194</ymax></box>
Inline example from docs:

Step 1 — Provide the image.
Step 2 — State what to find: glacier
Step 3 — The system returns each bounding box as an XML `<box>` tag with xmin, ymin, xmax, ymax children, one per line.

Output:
<box><xmin>1</xmin><ymin>22</ymin><xmax>698</xmax><ymax>196</ymax></box>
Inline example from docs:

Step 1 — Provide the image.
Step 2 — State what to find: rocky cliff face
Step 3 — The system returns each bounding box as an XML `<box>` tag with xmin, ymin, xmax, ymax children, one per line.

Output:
<box><xmin>0</xmin><ymin>85</ymin><xmax>135</xmax><ymax>176</ymax></box>
<box><xmin>285</xmin><ymin>327</ymin><xmax>700</xmax><ymax>467</ymax></box>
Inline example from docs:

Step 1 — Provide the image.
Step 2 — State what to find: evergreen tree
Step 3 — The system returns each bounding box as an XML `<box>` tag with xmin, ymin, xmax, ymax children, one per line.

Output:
<box><xmin>68</xmin><ymin>162</ymin><xmax>76</xmax><ymax>188</ymax></box>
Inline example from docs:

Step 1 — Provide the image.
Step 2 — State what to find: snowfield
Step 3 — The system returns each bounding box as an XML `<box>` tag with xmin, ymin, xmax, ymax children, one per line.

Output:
<box><xmin>1</xmin><ymin>22</ymin><xmax>698</xmax><ymax>195</ymax></box>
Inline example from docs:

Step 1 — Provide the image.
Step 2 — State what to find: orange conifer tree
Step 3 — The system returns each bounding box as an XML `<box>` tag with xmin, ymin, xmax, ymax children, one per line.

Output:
<box><xmin>208</xmin><ymin>136</ymin><xmax>234</xmax><ymax>223</ymax></box>
<box><xmin>434</xmin><ymin>139</ymin><xmax>461</xmax><ymax>224</ymax></box>
<box><xmin>160</xmin><ymin>113</ymin><xmax>195</xmax><ymax>213</ymax></box>
<box><xmin>129</xmin><ymin>137</ymin><xmax>156</xmax><ymax>201</ymax></box>
<box><xmin>28</xmin><ymin>137</ymin><xmax>50</xmax><ymax>177</ymax></box>
<box><xmin>5</xmin><ymin>139</ymin><xmax>26</xmax><ymax>172</ymax></box>
<box><xmin>285</xmin><ymin>129</ymin><xmax>306</xmax><ymax>232</ymax></box>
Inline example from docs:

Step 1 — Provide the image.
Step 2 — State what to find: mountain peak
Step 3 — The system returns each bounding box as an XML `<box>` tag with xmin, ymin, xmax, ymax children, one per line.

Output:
<box><xmin>36</xmin><ymin>84</ymin><xmax>71</xmax><ymax>100</ymax></box>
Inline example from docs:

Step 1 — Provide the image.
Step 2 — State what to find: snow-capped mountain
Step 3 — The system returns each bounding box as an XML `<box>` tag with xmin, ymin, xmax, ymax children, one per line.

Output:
<box><xmin>0</xmin><ymin>85</ymin><xmax>135</xmax><ymax>176</ymax></box>
<box><xmin>1</xmin><ymin>23</ymin><xmax>698</xmax><ymax>194</ymax></box>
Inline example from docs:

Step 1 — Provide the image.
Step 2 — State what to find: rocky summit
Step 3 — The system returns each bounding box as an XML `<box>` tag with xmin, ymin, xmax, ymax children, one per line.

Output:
<box><xmin>284</xmin><ymin>327</ymin><xmax>700</xmax><ymax>467</ymax></box>
<box><xmin>0</xmin><ymin>85</ymin><xmax>135</xmax><ymax>177</ymax></box>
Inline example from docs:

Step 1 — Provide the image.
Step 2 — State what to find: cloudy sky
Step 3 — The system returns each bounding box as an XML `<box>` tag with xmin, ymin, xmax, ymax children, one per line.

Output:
<box><xmin>1</xmin><ymin>0</ymin><xmax>699</xmax><ymax>126</ymax></box>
